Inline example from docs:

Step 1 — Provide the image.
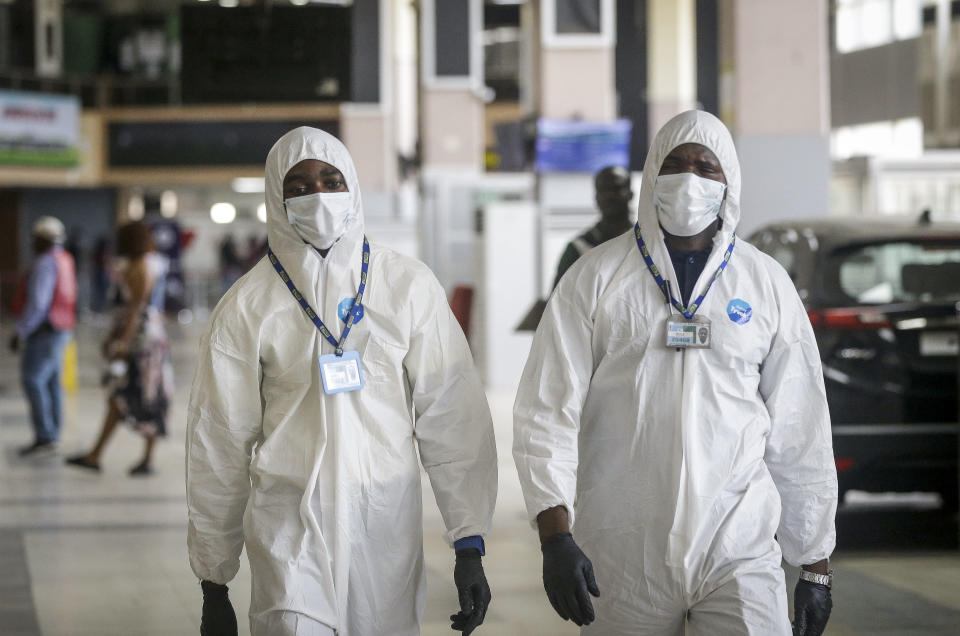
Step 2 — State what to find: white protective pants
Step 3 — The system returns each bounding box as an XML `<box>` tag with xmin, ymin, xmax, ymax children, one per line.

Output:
<box><xmin>582</xmin><ymin>555</ymin><xmax>791</xmax><ymax>636</ymax></box>
<box><xmin>252</xmin><ymin>611</ymin><xmax>337</xmax><ymax>636</ymax></box>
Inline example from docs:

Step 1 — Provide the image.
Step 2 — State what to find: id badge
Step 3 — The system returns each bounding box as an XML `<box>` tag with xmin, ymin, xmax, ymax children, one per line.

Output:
<box><xmin>319</xmin><ymin>350</ymin><xmax>365</xmax><ymax>394</ymax></box>
<box><xmin>665</xmin><ymin>315</ymin><xmax>711</xmax><ymax>349</ymax></box>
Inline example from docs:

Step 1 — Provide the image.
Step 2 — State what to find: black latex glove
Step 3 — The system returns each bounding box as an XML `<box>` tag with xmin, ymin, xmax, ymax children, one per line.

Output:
<box><xmin>541</xmin><ymin>532</ymin><xmax>600</xmax><ymax>626</ymax></box>
<box><xmin>8</xmin><ymin>334</ymin><xmax>19</xmax><ymax>353</ymax></box>
<box><xmin>450</xmin><ymin>548</ymin><xmax>490</xmax><ymax>635</ymax></box>
<box><xmin>200</xmin><ymin>580</ymin><xmax>238</xmax><ymax>636</ymax></box>
<box><xmin>793</xmin><ymin>579</ymin><xmax>832</xmax><ymax>636</ymax></box>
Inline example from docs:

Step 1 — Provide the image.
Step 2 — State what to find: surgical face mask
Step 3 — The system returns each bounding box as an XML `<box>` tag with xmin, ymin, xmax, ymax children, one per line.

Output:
<box><xmin>653</xmin><ymin>173</ymin><xmax>726</xmax><ymax>237</ymax></box>
<box><xmin>284</xmin><ymin>191</ymin><xmax>354</xmax><ymax>250</ymax></box>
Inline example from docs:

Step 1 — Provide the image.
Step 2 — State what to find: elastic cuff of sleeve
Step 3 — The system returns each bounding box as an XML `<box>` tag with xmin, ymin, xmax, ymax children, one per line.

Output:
<box><xmin>453</xmin><ymin>535</ymin><xmax>485</xmax><ymax>556</ymax></box>
<box><xmin>200</xmin><ymin>580</ymin><xmax>229</xmax><ymax>597</ymax></box>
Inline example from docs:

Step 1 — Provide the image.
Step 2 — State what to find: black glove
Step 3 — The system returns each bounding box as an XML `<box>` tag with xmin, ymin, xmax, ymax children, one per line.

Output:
<box><xmin>9</xmin><ymin>334</ymin><xmax>19</xmax><ymax>353</ymax></box>
<box><xmin>200</xmin><ymin>580</ymin><xmax>237</xmax><ymax>636</ymax></box>
<box><xmin>541</xmin><ymin>532</ymin><xmax>600</xmax><ymax>626</ymax></box>
<box><xmin>793</xmin><ymin>579</ymin><xmax>832</xmax><ymax>636</ymax></box>
<box><xmin>450</xmin><ymin>548</ymin><xmax>490</xmax><ymax>635</ymax></box>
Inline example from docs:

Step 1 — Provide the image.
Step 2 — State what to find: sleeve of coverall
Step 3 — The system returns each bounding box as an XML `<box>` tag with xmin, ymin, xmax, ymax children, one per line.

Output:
<box><xmin>512</xmin><ymin>283</ymin><xmax>594</xmax><ymax>530</ymax></box>
<box><xmin>408</xmin><ymin>273</ymin><xmax>497</xmax><ymax>547</ymax></box>
<box><xmin>758</xmin><ymin>269</ymin><xmax>838</xmax><ymax>567</ymax></box>
<box><xmin>185</xmin><ymin>318</ymin><xmax>263</xmax><ymax>584</ymax></box>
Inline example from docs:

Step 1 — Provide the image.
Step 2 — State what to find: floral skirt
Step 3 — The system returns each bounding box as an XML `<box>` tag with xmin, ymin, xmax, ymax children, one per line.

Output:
<box><xmin>110</xmin><ymin>309</ymin><xmax>173</xmax><ymax>438</ymax></box>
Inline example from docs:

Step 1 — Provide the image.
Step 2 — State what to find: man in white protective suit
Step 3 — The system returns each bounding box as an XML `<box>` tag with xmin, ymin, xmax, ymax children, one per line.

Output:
<box><xmin>513</xmin><ymin>111</ymin><xmax>837</xmax><ymax>636</ymax></box>
<box><xmin>186</xmin><ymin>127</ymin><xmax>498</xmax><ymax>636</ymax></box>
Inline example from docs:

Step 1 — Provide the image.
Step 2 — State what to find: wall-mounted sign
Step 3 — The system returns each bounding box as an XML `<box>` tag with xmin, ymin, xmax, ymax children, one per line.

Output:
<box><xmin>0</xmin><ymin>90</ymin><xmax>80</xmax><ymax>167</ymax></box>
<box><xmin>535</xmin><ymin>118</ymin><xmax>632</xmax><ymax>173</ymax></box>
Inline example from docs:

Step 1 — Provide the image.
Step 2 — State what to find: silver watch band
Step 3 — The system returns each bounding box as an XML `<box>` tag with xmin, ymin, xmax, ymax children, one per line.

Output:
<box><xmin>799</xmin><ymin>569</ymin><xmax>833</xmax><ymax>588</ymax></box>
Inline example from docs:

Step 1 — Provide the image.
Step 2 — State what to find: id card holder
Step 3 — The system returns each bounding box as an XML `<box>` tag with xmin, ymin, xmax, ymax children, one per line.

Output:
<box><xmin>319</xmin><ymin>350</ymin><xmax>365</xmax><ymax>394</ymax></box>
<box><xmin>665</xmin><ymin>315</ymin><xmax>712</xmax><ymax>350</ymax></box>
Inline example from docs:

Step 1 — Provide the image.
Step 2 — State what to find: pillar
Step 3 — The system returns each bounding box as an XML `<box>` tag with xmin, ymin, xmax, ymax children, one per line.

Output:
<box><xmin>419</xmin><ymin>0</ymin><xmax>485</xmax><ymax>172</ymax></box>
<box><xmin>646</xmin><ymin>0</ymin><xmax>697</xmax><ymax>137</ymax></box>
<box><xmin>34</xmin><ymin>0</ymin><xmax>63</xmax><ymax>78</ymax></box>
<box><xmin>719</xmin><ymin>0</ymin><xmax>831</xmax><ymax>234</ymax></box>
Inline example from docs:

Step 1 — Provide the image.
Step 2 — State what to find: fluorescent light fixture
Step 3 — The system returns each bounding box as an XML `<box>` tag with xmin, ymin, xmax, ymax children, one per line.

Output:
<box><xmin>256</xmin><ymin>202</ymin><xmax>268</xmax><ymax>223</ymax></box>
<box><xmin>219</xmin><ymin>0</ymin><xmax>240</xmax><ymax>7</ymax></box>
<box><xmin>128</xmin><ymin>194</ymin><xmax>145</xmax><ymax>221</ymax></box>
<box><xmin>210</xmin><ymin>202</ymin><xmax>237</xmax><ymax>224</ymax></box>
<box><xmin>231</xmin><ymin>177</ymin><xmax>266</xmax><ymax>193</ymax></box>
<box><xmin>290</xmin><ymin>0</ymin><xmax>310</xmax><ymax>5</ymax></box>
<box><xmin>160</xmin><ymin>190</ymin><xmax>178</xmax><ymax>218</ymax></box>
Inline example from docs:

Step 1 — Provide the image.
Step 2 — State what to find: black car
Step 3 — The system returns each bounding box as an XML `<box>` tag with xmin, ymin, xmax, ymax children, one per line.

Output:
<box><xmin>748</xmin><ymin>217</ymin><xmax>960</xmax><ymax>511</ymax></box>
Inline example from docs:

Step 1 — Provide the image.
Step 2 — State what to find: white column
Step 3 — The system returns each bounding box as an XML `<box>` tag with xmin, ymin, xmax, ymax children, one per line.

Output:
<box><xmin>419</xmin><ymin>0</ymin><xmax>485</xmax><ymax>172</ymax></box>
<box><xmin>341</xmin><ymin>0</ymin><xmax>397</xmax><ymax>218</ymax></box>
<box><xmin>538</xmin><ymin>0</ymin><xmax>616</xmax><ymax>120</ymax></box>
<box><xmin>34</xmin><ymin>0</ymin><xmax>63</xmax><ymax>78</ymax></box>
<box><xmin>647</xmin><ymin>0</ymin><xmax>697</xmax><ymax>137</ymax></box>
<box><xmin>720</xmin><ymin>0</ymin><xmax>831</xmax><ymax>235</ymax></box>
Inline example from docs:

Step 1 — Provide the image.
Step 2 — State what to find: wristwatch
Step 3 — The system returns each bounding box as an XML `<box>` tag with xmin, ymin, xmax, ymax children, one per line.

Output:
<box><xmin>799</xmin><ymin>569</ymin><xmax>833</xmax><ymax>588</ymax></box>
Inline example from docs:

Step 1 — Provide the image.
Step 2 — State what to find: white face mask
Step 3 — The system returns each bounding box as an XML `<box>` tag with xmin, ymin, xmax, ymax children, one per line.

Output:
<box><xmin>653</xmin><ymin>173</ymin><xmax>726</xmax><ymax>237</ymax></box>
<box><xmin>284</xmin><ymin>192</ymin><xmax>354</xmax><ymax>250</ymax></box>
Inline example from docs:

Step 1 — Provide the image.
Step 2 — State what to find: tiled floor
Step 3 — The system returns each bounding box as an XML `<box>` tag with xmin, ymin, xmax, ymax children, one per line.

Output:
<box><xmin>1</xmin><ymin>322</ymin><xmax>959</xmax><ymax>635</ymax></box>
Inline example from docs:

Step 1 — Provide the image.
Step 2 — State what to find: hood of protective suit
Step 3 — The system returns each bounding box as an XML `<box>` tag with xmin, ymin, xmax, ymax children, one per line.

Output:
<box><xmin>262</xmin><ymin>127</ymin><xmax>367</xmax><ymax>326</ymax></box>
<box><xmin>265</xmin><ymin>126</ymin><xmax>365</xmax><ymax>261</ymax></box>
<box><xmin>637</xmin><ymin>111</ymin><xmax>741</xmax><ymax>247</ymax></box>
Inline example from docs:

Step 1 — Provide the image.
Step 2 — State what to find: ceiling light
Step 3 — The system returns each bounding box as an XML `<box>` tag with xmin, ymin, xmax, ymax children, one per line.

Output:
<box><xmin>128</xmin><ymin>194</ymin><xmax>144</xmax><ymax>221</ymax></box>
<box><xmin>256</xmin><ymin>202</ymin><xmax>268</xmax><ymax>223</ymax></box>
<box><xmin>210</xmin><ymin>202</ymin><xmax>237</xmax><ymax>224</ymax></box>
<box><xmin>231</xmin><ymin>177</ymin><xmax>265</xmax><ymax>193</ymax></box>
<box><xmin>160</xmin><ymin>190</ymin><xmax>178</xmax><ymax>218</ymax></box>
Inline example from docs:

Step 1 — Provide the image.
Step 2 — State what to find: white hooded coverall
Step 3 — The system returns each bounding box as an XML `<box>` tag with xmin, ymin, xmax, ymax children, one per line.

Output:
<box><xmin>186</xmin><ymin>127</ymin><xmax>497</xmax><ymax>636</ymax></box>
<box><xmin>513</xmin><ymin>111</ymin><xmax>837</xmax><ymax>635</ymax></box>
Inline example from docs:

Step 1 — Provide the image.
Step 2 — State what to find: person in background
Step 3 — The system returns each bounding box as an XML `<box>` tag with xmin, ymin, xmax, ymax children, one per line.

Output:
<box><xmin>218</xmin><ymin>234</ymin><xmax>243</xmax><ymax>295</ymax></box>
<box><xmin>517</xmin><ymin>166</ymin><xmax>635</xmax><ymax>333</ymax></box>
<box><xmin>66</xmin><ymin>221</ymin><xmax>173</xmax><ymax>476</ymax></box>
<box><xmin>244</xmin><ymin>233</ymin><xmax>267</xmax><ymax>271</ymax></box>
<box><xmin>552</xmin><ymin>165</ymin><xmax>634</xmax><ymax>289</ymax></box>
<box><xmin>90</xmin><ymin>237</ymin><xmax>112</xmax><ymax>314</ymax></box>
<box><xmin>9</xmin><ymin>216</ymin><xmax>77</xmax><ymax>456</ymax></box>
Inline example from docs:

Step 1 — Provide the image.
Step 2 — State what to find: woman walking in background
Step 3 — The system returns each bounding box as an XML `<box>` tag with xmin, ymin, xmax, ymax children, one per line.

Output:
<box><xmin>67</xmin><ymin>221</ymin><xmax>173</xmax><ymax>476</ymax></box>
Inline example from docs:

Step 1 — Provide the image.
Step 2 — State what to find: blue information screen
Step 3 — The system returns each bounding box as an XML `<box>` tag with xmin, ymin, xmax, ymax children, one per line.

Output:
<box><xmin>535</xmin><ymin>118</ymin><xmax>632</xmax><ymax>173</ymax></box>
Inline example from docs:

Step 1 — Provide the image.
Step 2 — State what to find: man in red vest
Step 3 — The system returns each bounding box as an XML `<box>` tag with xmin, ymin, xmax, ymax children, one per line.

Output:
<box><xmin>10</xmin><ymin>216</ymin><xmax>77</xmax><ymax>456</ymax></box>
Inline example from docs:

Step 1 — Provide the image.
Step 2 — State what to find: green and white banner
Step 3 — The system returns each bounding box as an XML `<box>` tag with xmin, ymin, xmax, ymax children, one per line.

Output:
<box><xmin>0</xmin><ymin>90</ymin><xmax>80</xmax><ymax>167</ymax></box>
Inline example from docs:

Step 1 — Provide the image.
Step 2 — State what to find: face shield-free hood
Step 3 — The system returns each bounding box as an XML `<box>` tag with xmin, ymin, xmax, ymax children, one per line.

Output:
<box><xmin>637</xmin><ymin>110</ymin><xmax>741</xmax><ymax>246</ymax></box>
<box><xmin>265</xmin><ymin>126</ymin><xmax>365</xmax><ymax>259</ymax></box>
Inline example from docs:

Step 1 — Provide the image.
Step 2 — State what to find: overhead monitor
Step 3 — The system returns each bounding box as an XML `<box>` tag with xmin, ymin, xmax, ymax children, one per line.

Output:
<box><xmin>535</xmin><ymin>118</ymin><xmax>632</xmax><ymax>173</ymax></box>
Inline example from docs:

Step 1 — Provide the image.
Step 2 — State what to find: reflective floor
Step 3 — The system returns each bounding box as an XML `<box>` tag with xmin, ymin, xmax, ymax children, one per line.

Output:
<box><xmin>1</xmin><ymin>322</ymin><xmax>959</xmax><ymax>636</ymax></box>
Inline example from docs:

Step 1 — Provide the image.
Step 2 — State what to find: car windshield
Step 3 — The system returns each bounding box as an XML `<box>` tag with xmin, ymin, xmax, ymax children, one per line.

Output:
<box><xmin>825</xmin><ymin>239</ymin><xmax>960</xmax><ymax>305</ymax></box>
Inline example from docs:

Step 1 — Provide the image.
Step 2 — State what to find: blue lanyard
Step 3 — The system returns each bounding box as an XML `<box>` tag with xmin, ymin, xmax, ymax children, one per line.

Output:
<box><xmin>267</xmin><ymin>237</ymin><xmax>370</xmax><ymax>356</ymax></box>
<box><xmin>634</xmin><ymin>223</ymin><xmax>735</xmax><ymax>319</ymax></box>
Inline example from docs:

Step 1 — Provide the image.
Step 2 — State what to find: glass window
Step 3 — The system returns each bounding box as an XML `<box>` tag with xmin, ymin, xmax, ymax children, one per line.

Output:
<box><xmin>831</xmin><ymin>239</ymin><xmax>960</xmax><ymax>304</ymax></box>
<box><xmin>835</xmin><ymin>0</ymin><xmax>921</xmax><ymax>53</ymax></box>
<box><xmin>556</xmin><ymin>0</ymin><xmax>601</xmax><ymax>34</ymax></box>
<box><xmin>893</xmin><ymin>0</ymin><xmax>923</xmax><ymax>38</ymax></box>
